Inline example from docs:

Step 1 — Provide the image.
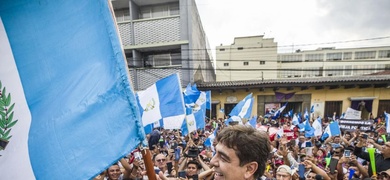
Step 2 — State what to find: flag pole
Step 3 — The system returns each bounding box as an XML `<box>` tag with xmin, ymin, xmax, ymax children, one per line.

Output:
<box><xmin>141</xmin><ymin>147</ymin><xmax>157</xmax><ymax>180</ymax></box>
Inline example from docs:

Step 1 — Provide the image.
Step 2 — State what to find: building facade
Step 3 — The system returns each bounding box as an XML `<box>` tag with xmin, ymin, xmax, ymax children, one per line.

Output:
<box><xmin>198</xmin><ymin>75</ymin><xmax>390</xmax><ymax>121</ymax></box>
<box><xmin>216</xmin><ymin>36</ymin><xmax>278</xmax><ymax>81</ymax></box>
<box><xmin>111</xmin><ymin>0</ymin><xmax>215</xmax><ymax>90</ymax></box>
<box><xmin>216</xmin><ymin>35</ymin><xmax>390</xmax><ymax>81</ymax></box>
<box><xmin>278</xmin><ymin>46</ymin><xmax>390</xmax><ymax>79</ymax></box>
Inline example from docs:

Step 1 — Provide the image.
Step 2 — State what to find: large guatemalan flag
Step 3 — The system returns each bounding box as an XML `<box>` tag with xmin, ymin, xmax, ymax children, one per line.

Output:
<box><xmin>137</xmin><ymin>73</ymin><xmax>186</xmax><ymax>130</ymax></box>
<box><xmin>0</xmin><ymin>0</ymin><xmax>145</xmax><ymax>179</ymax></box>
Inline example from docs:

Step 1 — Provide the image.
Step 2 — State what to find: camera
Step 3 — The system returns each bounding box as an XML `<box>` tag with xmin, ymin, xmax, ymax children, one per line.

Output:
<box><xmin>186</xmin><ymin>146</ymin><xmax>200</xmax><ymax>158</ymax></box>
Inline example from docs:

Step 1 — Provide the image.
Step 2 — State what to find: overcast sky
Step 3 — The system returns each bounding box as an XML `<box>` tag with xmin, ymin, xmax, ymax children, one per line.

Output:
<box><xmin>195</xmin><ymin>0</ymin><xmax>390</xmax><ymax>55</ymax></box>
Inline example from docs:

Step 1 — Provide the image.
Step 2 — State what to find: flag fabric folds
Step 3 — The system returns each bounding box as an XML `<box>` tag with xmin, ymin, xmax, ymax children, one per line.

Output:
<box><xmin>204</xmin><ymin>125</ymin><xmax>218</xmax><ymax>147</ymax></box>
<box><xmin>272</xmin><ymin>102</ymin><xmax>288</xmax><ymax>120</ymax></box>
<box><xmin>0</xmin><ymin>1</ymin><xmax>145</xmax><ymax>179</ymax></box>
<box><xmin>329</xmin><ymin>122</ymin><xmax>341</xmax><ymax>136</ymax></box>
<box><xmin>292</xmin><ymin>114</ymin><xmax>300</xmax><ymax>125</ymax></box>
<box><xmin>227</xmin><ymin>93</ymin><xmax>254</xmax><ymax>124</ymax></box>
<box><xmin>385</xmin><ymin>112</ymin><xmax>390</xmax><ymax>133</ymax></box>
<box><xmin>183</xmin><ymin>83</ymin><xmax>201</xmax><ymax>107</ymax></box>
<box><xmin>137</xmin><ymin>73</ymin><xmax>186</xmax><ymax>130</ymax></box>
<box><xmin>206</xmin><ymin>91</ymin><xmax>211</xmax><ymax>110</ymax></box>
<box><xmin>312</xmin><ymin>117</ymin><xmax>323</xmax><ymax>137</ymax></box>
<box><xmin>246</xmin><ymin>116</ymin><xmax>257</xmax><ymax>128</ymax></box>
<box><xmin>304</xmin><ymin>108</ymin><xmax>309</xmax><ymax>121</ymax></box>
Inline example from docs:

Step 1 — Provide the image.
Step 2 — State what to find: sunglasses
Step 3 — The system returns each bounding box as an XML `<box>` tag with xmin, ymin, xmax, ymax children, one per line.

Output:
<box><xmin>306</xmin><ymin>175</ymin><xmax>315</xmax><ymax>179</ymax></box>
<box><xmin>156</xmin><ymin>159</ymin><xmax>166</xmax><ymax>162</ymax></box>
<box><xmin>382</xmin><ymin>173</ymin><xmax>390</xmax><ymax>178</ymax></box>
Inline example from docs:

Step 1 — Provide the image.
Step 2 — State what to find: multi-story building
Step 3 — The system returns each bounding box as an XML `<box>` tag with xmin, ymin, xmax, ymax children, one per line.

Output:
<box><xmin>111</xmin><ymin>0</ymin><xmax>215</xmax><ymax>90</ymax></box>
<box><xmin>211</xmin><ymin>36</ymin><xmax>390</xmax><ymax>120</ymax></box>
<box><xmin>216</xmin><ymin>35</ymin><xmax>278</xmax><ymax>81</ymax></box>
<box><xmin>278</xmin><ymin>46</ymin><xmax>390</xmax><ymax>78</ymax></box>
<box><xmin>216</xmin><ymin>35</ymin><xmax>390</xmax><ymax>81</ymax></box>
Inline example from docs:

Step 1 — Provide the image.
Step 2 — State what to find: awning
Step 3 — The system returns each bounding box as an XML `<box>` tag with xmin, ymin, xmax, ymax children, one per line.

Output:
<box><xmin>349</xmin><ymin>97</ymin><xmax>376</xmax><ymax>101</ymax></box>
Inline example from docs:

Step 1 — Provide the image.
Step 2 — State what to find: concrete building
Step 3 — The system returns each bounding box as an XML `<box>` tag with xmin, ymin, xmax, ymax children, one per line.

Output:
<box><xmin>216</xmin><ymin>36</ymin><xmax>278</xmax><ymax>81</ymax></box>
<box><xmin>278</xmin><ymin>46</ymin><xmax>390</xmax><ymax>79</ymax></box>
<box><xmin>111</xmin><ymin>0</ymin><xmax>215</xmax><ymax>90</ymax></box>
<box><xmin>198</xmin><ymin>74</ymin><xmax>390</xmax><ymax>121</ymax></box>
<box><xmin>216</xmin><ymin>35</ymin><xmax>390</xmax><ymax>81</ymax></box>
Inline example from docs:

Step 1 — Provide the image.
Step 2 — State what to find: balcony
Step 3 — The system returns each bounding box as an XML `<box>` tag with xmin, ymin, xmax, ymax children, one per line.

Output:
<box><xmin>117</xmin><ymin>16</ymin><xmax>181</xmax><ymax>47</ymax></box>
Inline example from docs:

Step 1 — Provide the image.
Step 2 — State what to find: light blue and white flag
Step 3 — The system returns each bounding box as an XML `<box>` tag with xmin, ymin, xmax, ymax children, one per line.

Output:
<box><xmin>206</xmin><ymin>91</ymin><xmax>211</xmax><ymax>110</ymax></box>
<box><xmin>272</xmin><ymin>102</ymin><xmax>288</xmax><ymax>120</ymax></box>
<box><xmin>288</xmin><ymin>109</ymin><xmax>294</xmax><ymax>118</ymax></box>
<box><xmin>321</xmin><ymin>122</ymin><xmax>341</xmax><ymax>139</ymax></box>
<box><xmin>137</xmin><ymin>73</ymin><xmax>186</xmax><ymax>129</ymax></box>
<box><xmin>304</xmin><ymin>108</ymin><xmax>310</xmax><ymax>121</ymax></box>
<box><xmin>292</xmin><ymin>114</ymin><xmax>300</xmax><ymax>125</ymax></box>
<box><xmin>246</xmin><ymin>116</ymin><xmax>257</xmax><ymax>128</ymax></box>
<box><xmin>0</xmin><ymin>1</ymin><xmax>145</xmax><ymax>179</ymax></box>
<box><xmin>321</xmin><ymin>125</ymin><xmax>331</xmax><ymax>141</ymax></box>
<box><xmin>385</xmin><ymin>111</ymin><xmax>390</xmax><ymax>133</ymax></box>
<box><xmin>310</xmin><ymin>105</ymin><xmax>315</xmax><ymax>113</ymax></box>
<box><xmin>312</xmin><ymin>117</ymin><xmax>322</xmax><ymax>137</ymax></box>
<box><xmin>329</xmin><ymin>122</ymin><xmax>341</xmax><ymax>136</ymax></box>
<box><xmin>204</xmin><ymin>125</ymin><xmax>218</xmax><ymax>148</ymax></box>
<box><xmin>227</xmin><ymin>93</ymin><xmax>254</xmax><ymax>124</ymax></box>
<box><xmin>183</xmin><ymin>83</ymin><xmax>201</xmax><ymax>107</ymax></box>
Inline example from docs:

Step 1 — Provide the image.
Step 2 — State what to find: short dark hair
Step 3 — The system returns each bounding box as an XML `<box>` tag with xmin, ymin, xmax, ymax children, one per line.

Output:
<box><xmin>187</xmin><ymin>160</ymin><xmax>201</xmax><ymax>170</ymax></box>
<box><xmin>216</xmin><ymin>125</ymin><xmax>270</xmax><ymax>179</ymax></box>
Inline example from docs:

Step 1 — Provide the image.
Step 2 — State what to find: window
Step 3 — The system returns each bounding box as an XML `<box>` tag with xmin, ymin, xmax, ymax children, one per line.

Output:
<box><xmin>379</xmin><ymin>50</ymin><xmax>390</xmax><ymax>58</ymax></box>
<box><xmin>279</xmin><ymin>69</ymin><xmax>301</xmax><ymax>78</ymax></box>
<box><xmin>302</xmin><ymin>67</ymin><xmax>322</xmax><ymax>77</ymax></box>
<box><xmin>305</xmin><ymin>54</ymin><xmax>324</xmax><ymax>62</ymax></box>
<box><xmin>144</xmin><ymin>52</ymin><xmax>182</xmax><ymax>67</ymax></box>
<box><xmin>355</xmin><ymin>51</ymin><xmax>376</xmax><ymax>59</ymax></box>
<box><xmin>243</xmin><ymin>62</ymin><xmax>249</xmax><ymax>66</ymax></box>
<box><xmin>278</xmin><ymin>54</ymin><xmax>302</xmax><ymax>63</ymax></box>
<box><xmin>115</xmin><ymin>9</ymin><xmax>130</xmax><ymax>22</ymax></box>
<box><xmin>353</xmin><ymin>64</ymin><xmax>375</xmax><ymax>75</ymax></box>
<box><xmin>326</xmin><ymin>66</ymin><xmax>343</xmax><ymax>76</ymax></box>
<box><xmin>326</xmin><ymin>53</ymin><xmax>342</xmax><ymax>61</ymax></box>
<box><xmin>343</xmin><ymin>52</ymin><xmax>352</xmax><ymax>60</ymax></box>
<box><xmin>237</xmin><ymin>47</ymin><xmax>244</xmax><ymax>50</ymax></box>
<box><xmin>378</xmin><ymin>100</ymin><xmax>390</xmax><ymax>118</ymax></box>
<box><xmin>139</xmin><ymin>3</ymin><xmax>179</xmax><ymax>19</ymax></box>
<box><xmin>223</xmin><ymin>63</ymin><xmax>229</xmax><ymax>67</ymax></box>
<box><xmin>260</xmin><ymin>61</ymin><xmax>265</xmax><ymax>65</ymax></box>
<box><xmin>325</xmin><ymin>101</ymin><xmax>342</xmax><ymax>118</ymax></box>
<box><xmin>344</xmin><ymin>65</ymin><xmax>352</xmax><ymax>76</ymax></box>
<box><xmin>219</xmin><ymin>48</ymin><xmax>225</xmax><ymax>51</ymax></box>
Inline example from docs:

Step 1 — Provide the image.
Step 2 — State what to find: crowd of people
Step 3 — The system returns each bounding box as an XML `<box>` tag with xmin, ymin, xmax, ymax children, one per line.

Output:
<box><xmin>94</xmin><ymin>114</ymin><xmax>390</xmax><ymax>180</ymax></box>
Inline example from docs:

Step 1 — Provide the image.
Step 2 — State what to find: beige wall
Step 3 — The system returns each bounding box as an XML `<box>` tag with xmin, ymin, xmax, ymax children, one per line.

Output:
<box><xmin>211</xmin><ymin>86</ymin><xmax>390</xmax><ymax>119</ymax></box>
<box><xmin>216</xmin><ymin>36</ymin><xmax>278</xmax><ymax>81</ymax></box>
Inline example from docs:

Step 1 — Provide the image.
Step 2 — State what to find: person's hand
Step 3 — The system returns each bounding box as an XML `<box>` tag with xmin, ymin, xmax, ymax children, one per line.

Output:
<box><xmin>326</xmin><ymin>169</ymin><xmax>338</xmax><ymax>180</ymax></box>
<box><xmin>338</xmin><ymin>156</ymin><xmax>348</xmax><ymax>164</ymax></box>
<box><xmin>133</xmin><ymin>159</ymin><xmax>141</xmax><ymax>168</ymax></box>
<box><xmin>371</xmin><ymin>175</ymin><xmax>378</xmax><ymax>180</ymax></box>
<box><xmin>278</xmin><ymin>144</ymin><xmax>288</xmax><ymax>157</ymax></box>
<box><xmin>349</xmin><ymin>155</ymin><xmax>358</xmax><ymax>166</ymax></box>
<box><xmin>303</xmin><ymin>160</ymin><xmax>313</xmax><ymax>169</ymax></box>
<box><xmin>367</xmin><ymin>138</ymin><xmax>375</xmax><ymax>144</ymax></box>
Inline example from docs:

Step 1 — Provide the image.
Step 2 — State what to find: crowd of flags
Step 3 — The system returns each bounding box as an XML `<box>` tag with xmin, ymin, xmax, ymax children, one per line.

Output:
<box><xmin>1</xmin><ymin>1</ymin><xmax>390</xmax><ymax>178</ymax></box>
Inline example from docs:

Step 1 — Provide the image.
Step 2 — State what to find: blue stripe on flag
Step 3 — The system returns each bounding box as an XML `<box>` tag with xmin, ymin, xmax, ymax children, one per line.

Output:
<box><xmin>0</xmin><ymin>0</ymin><xmax>146</xmax><ymax>179</ymax></box>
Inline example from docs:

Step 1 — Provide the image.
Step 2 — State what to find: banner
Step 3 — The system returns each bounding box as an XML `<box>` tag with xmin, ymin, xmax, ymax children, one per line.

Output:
<box><xmin>344</xmin><ymin>107</ymin><xmax>362</xmax><ymax>119</ymax></box>
<box><xmin>339</xmin><ymin>119</ymin><xmax>373</xmax><ymax>131</ymax></box>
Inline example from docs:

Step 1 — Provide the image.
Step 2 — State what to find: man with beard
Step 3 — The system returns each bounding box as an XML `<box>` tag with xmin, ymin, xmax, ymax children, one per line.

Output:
<box><xmin>210</xmin><ymin>125</ymin><xmax>270</xmax><ymax>180</ymax></box>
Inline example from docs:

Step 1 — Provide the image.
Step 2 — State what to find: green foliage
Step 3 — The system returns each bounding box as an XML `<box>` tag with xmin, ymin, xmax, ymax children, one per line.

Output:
<box><xmin>0</xmin><ymin>81</ymin><xmax>18</xmax><ymax>141</ymax></box>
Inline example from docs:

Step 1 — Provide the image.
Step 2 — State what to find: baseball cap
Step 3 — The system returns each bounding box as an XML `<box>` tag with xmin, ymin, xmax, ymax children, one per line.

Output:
<box><xmin>276</xmin><ymin>165</ymin><xmax>292</xmax><ymax>175</ymax></box>
<box><xmin>380</xmin><ymin>169</ymin><xmax>390</xmax><ymax>176</ymax></box>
